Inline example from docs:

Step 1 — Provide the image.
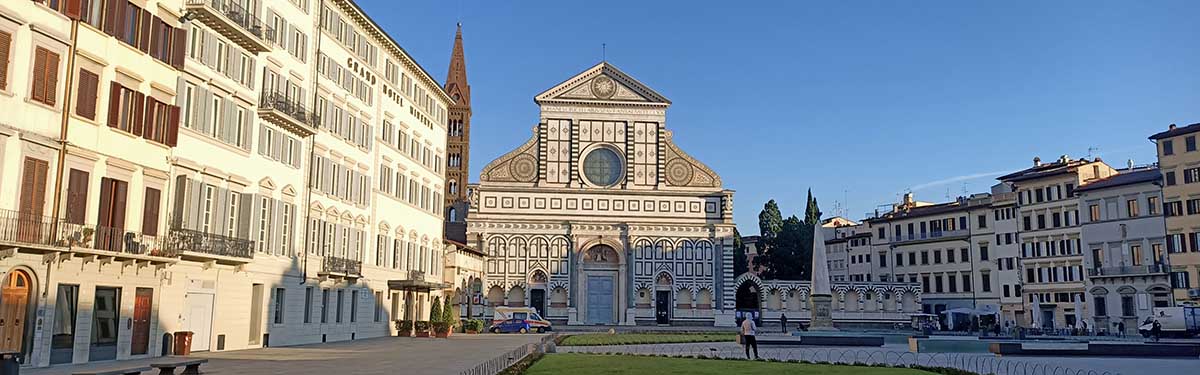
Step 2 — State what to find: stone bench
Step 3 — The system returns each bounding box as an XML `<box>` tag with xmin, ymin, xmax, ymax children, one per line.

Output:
<box><xmin>72</xmin><ymin>367</ymin><xmax>153</xmax><ymax>375</ymax></box>
<box><xmin>150</xmin><ymin>359</ymin><xmax>209</xmax><ymax>375</ymax></box>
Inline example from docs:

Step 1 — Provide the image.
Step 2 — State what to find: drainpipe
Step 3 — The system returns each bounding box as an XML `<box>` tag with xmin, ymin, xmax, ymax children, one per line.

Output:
<box><xmin>300</xmin><ymin>0</ymin><xmax>327</xmax><ymax>284</ymax></box>
<box><xmin>46</xmin><ymin>16</ymin><xmax>82</xmax><ymax>301</ymax></box>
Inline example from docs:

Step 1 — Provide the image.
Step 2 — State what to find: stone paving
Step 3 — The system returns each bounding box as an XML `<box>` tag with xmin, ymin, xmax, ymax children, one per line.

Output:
<box><xmin>24</xmin><ymin>334</ymin><xmax>547</xmax><ymax>375</ymax></box>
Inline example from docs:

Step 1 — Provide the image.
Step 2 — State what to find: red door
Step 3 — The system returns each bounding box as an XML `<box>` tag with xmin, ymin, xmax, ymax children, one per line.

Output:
<box><xmin>131</xmin><ymin>288</ymin><xmax>152</xmax><ymax>355</ymax></box>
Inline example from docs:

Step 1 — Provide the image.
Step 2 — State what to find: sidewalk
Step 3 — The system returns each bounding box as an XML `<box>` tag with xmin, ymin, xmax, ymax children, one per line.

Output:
<box><xmin>23</xmin><ymin>334</ymin><xmax>546</xmax><ymax>375</ymax></box>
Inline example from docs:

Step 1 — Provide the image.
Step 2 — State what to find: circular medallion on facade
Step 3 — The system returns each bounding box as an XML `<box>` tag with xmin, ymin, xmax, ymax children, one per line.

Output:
<box><xmin>591</xmin><ymin>76</ymin><xmax>616</xmax><ymax>99</ymax></box>
<box><xmin>582</xmin><ymin>147</ymin><xmax>624</xmax><ymax>187</ymax></box>
<box><xmin>510</xmin><ymin>154</ymin><xmax>538</xmax><ymax>182</ymax></box>
<box><xmin>666</xmin><ymin>159</ymin><xmax>694</xmax><ymax>186</ymax></box>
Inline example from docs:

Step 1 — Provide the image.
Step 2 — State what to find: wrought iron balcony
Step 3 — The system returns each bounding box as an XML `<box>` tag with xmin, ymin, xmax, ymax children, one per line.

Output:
<box><xmin>321</xmin><ymin>256</ymin><xmax>362</xmax><ymax>278</ymax></box>
<box><xmin>57</xmin><ymin>221</ymin><xmax>175</xmax><ymax>258</ymax></box>
<box><xmin>892</xmin><ymin>229</ymin><xmax>971</xmax><ymax>245</ymax></box>
<box><xmin>184</xmin><ymin>0</ymin><xmax>272</xmax><ymax>53</ymax></box>
<box><xmin>166</xmin><ymin>227</ymin><xmax>255</xmax><ymax>262</ymax></box>
<box><xmin>258</xmin><ymin>91</ymin><xmax>318</xmax><ymax>136</ymax></box>
<box><xmin>0</xmin><ymin>208</ymin><xmax>60</xmax><ymax>249</ymax></box>
<box><xmin>1087</xmin><ymin>264</ymin><xmax>1168</xmax><ymax>278</ymax></box>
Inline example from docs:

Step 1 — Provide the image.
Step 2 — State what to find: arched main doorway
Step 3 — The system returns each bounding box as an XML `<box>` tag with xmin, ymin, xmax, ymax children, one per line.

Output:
<box><xmin>581</xmin><ymin>244</ymin><xmax>620</xmax><ymax>325</ymax></box>
<box><xmin>735</xmin><ymin>282</ymin><xmax>761</xmax><ymax>325</ymax></box>
<box><xmin>1</xmin><ymin>269</ymin><xmax>35</xmax><ymax>357</ymax></box>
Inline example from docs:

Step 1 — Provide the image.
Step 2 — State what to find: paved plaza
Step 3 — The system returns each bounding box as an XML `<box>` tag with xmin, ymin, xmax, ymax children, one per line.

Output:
<box><xmin>23</xmin><ymin>334</ymin><xmax>547</xmax><ymax>375</ymax></box>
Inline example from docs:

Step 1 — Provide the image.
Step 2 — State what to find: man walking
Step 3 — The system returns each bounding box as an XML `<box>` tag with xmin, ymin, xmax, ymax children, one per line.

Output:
<box><xmin>741</xmin><ymin>316</ymin><xmax>759</xmax><ymax>360</ymax></box>
<box><xmin>1151</xmin><ymin>319</ymin><xmax>1162</xmax><ymax>342</ymax></box>
<box><xmin>780</xmin><ymin>313</ymin><xmax>789</xmax><ymax>333</ymax></box>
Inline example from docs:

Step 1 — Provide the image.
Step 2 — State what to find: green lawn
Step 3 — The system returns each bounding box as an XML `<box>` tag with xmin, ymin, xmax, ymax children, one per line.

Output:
<box><xmin>558</xmin><ymin>332</ymin><xmax>736</xmax><ymax>346</ymax></box>
<box><xmin>524</xmin><ymin>354</ymin><xmax>933</xmax><ymax>375</ymax></box>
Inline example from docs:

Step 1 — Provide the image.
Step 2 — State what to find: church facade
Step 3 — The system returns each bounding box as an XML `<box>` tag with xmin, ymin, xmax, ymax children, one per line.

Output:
<box><xmin>467</xmin><ymin>63</ymin><xmax>737</xmax><ymax>326</ymax></box>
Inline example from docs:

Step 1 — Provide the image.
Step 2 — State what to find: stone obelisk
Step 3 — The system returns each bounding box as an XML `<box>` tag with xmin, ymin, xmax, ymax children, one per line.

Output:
<box><xmin>808</xmin><ymin>224</ymin><xmax>836</xmax><ymax>330</ymax></box>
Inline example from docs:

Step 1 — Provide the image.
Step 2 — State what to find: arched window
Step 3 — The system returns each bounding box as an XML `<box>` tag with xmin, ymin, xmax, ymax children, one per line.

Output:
<box><xmin>448</xmin><ymin>207</ymin><xmax>457</xmax><ymax>222</ymax></box>
<box><xmin>449</xmin><ymin>180</ymin><xmax>458</xmax><ymax>195</ymax></box>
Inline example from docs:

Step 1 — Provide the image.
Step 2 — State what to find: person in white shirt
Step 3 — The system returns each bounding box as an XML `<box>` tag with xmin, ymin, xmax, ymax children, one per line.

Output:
<box><xmin>740</xmin><ymin>317</ymin><xmax>758</xmax><ymax>359</ymax></box>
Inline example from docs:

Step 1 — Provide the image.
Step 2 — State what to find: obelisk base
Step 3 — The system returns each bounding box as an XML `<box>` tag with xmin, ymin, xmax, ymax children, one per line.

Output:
<box><xmin>808</xmin><ymin>294</ymin><xmax>838</xmax><ymax>331</ymax></box>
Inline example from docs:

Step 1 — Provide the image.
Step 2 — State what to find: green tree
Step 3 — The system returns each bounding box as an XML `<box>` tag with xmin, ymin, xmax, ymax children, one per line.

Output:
<box><xmin>804</xmin><ymin>189</ymin><xmax>822</xmax><ymax>226</ymax></box>
<box><xmin>430</xmin><ymin>296</ymin><xmax>443</xmax><ymax>322</ymax></box>
<box><xmin>753</xmin><ymin>193</ymin><xmax>822</xmax><ymax>281</ymax></box>
<box><xmin>734</xmin><ymin>228</ymin><xmax>749</xmax><ymax>275</ymax></box>
<box><xmin>442</xmin><ymin>294</ymin><xmax>456</xmax><ymax>324</ymax></box>
<box><xmin>758</xmin><ymin>200</ymin><xmax>784</xmax><ymax>240</ymax></box>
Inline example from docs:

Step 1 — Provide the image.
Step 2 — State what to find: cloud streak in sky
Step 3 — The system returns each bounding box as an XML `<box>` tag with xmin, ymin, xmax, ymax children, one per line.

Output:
<box><xmin>908</xmin><ymin>170</ymin><xmax>1014</xmax><ymax>193</ymax></box>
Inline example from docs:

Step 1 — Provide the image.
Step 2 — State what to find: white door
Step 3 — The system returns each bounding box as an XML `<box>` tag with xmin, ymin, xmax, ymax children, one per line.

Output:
<box><xmin>184</xmin><ymin>293</ymin><xmax>215</xmax><ymax>351</ymax></box>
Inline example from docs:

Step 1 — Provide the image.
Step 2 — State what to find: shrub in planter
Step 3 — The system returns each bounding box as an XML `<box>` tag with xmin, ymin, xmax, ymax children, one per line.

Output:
<box><xmin>464</xmin><ymin>319</ymin><xmax>485</xmax><ymax>334</ymax></box>
<box><xmin>433</xmin><ymin>321</ymin><xmax>452</xmax><ymax>338</ymax></box>
<box><xmin>414</xmin><ymin>321</ymin><xmax>431</xmax><ymax>337</ymax></box>
<box><xmin>395</xmin><ymin>320</ymin><xmax>414</xmax><ymax>337</ymax></box>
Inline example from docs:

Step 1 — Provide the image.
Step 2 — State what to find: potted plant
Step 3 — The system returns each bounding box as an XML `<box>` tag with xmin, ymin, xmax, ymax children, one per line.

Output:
<box><xmin>395</xmin><ymin>320</ymin><xmax>413</xmax><ymax>337</ymax></box>
<box><xmin>433</xmin><ymin>321</ymin><xmax>451</xmax><ymax>338</ymax></box>
<box><xmin>414</xmin><ymin>321</ymin><xmax>431</xmax><ymax>337</ymax></box>
<box><xmin>440</xmin><ymin>295</ymin><xmax>456</xmax><ymax>338</ymax></box>
<box><xmin>465</xmin><ymin>319</ymin><xmax>484</xmax><ymax>334</ymax></box>
<box><xmin>429</xmin><ymin>296</ymin><xmax>448</xmax><ymax>338</ymax></box>
<box><xmin>81</xmin><ymin>227</ymin><xmax>94</xmax><ymax>244</ymax></box>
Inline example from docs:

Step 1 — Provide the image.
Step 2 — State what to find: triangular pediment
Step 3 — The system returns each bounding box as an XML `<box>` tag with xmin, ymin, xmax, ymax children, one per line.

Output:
<box><xmin>535</xmin><ymin>62</ymin><xmax>670</xmax><ymax>105</ymax></box>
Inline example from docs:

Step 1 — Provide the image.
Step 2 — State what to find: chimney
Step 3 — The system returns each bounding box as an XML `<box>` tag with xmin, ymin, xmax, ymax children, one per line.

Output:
<box><xmin>1059</xmin><ymin>155</ymin><xmax>1070</xmax><ymax>164</ymax></box>
<box><xmin>1170</xmin><ymin>123</ymin><xmax>1178</xmax><ymax>130</ymax></box>
<box><xmin>1033</xmin><ymin>157</ymin><xmax>1042</xmax><ymax>167</ymax></box>
<box><xmin>1127</xmin><ymin>159</ymin><xmax>1134</xmax><ymax>169</ymax></box>
<box><xmin>902</xmin><ymin>192</ymin><xmax>914</xmax><ymax>207</ymax></box>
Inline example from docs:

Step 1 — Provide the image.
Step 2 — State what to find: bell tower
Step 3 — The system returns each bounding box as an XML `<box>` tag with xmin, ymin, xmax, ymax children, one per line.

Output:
<box><xmin>444</xmin><ymin>23</ymin><xmax>472</xmax><ymax>242</ymax></box>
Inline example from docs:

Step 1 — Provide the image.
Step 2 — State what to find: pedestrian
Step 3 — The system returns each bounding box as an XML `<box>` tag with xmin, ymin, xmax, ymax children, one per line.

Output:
<box><xmin>1151</xmin><ymin>319</ymin><xmax>1162</xmax><ymax>342</ymax></box>
<box><xmin>1117</xmin><ymin>321</ymin><xmax>1125</xmax><ymax>338</ymax></box>
<box><xmin>1081</xmin><ymin>320</ymin><xmax>1088</xmax><ymax>336</ymax></box>
<box><xmin>780</xmin><ymin>313</ymin><xmax>788</xmax><ymax>334</ymax></box>
<box><xmin>741</xmin><ymin>315</ymin><xmax>758</xmax><ymax>360</ymax></box>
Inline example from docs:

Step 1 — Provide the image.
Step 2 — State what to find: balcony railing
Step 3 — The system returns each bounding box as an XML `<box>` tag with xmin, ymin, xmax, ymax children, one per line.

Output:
<box><xmin>893</xmin><ymin>229</ymin><xmax>971</xmax><ymax>245</ymax></box>
<box><xmin>166</xmin><ymin>227</ymin><xmax>255</xmax><ymax>260</ymax></box>
<box><xmin>57</xmin><ymin>222</ymin><xmax>173</xmax><ymax>257</ymax></box>
<box><xmin>184</xmin><ymin>0</ymin><xmax>273</xmax><ymax>53</ymax></box>
<box><xmin>259</xmin><ymin>91</ymin><xmax>319</xmax><ymax>134</ymax></box>
<box><xmin>0</xmin><ymin>208</ymin><xmax>60</xmax><ymax>248</ymax></box>
<box><xmin>322</xmin><ymin>256</ymin><xmax>362</xmax><ymax>277</ymax></box>
<box><xmin>1087</xmin><ymin>264</ymin><xmax>1168</xmax><ymax>278</ymax></box>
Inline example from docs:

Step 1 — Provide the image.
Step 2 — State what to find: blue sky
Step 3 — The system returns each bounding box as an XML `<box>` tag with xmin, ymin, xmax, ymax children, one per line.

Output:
<box><xmin>358</xmin><ymin>0</ymin><xmax>1200</xmax><ymax>235</ymax></box>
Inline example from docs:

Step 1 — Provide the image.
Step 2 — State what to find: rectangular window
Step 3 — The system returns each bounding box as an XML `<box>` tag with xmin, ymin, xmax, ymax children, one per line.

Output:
<box><xmin>1149</xmin><ymin>196</ymin><xmax>1160</xmax><ymax>216</ymax></box>
<box><xmin>1188</xmin><ymin>136</ymin><xmax>1196</xmax><ymax>152</ymax></box>
<box><xmin>321</xmin><ymin>289</ymin><xmax>329</xmax><ymax>323</ymax></box>
<box><xmin>50</xmin><ymin>284</ymin><xmax>79</xmax><ymax>364</ymax></box>
<box><xmin>962</xmin><ymin>274</ymin><xmax>971</xmax><ymax>292</ymax></box>
<box><xmin>1090</xmin><ymin>204</ymin><xmax>1101</xmax><ymax>221</ymax></box>
<box><xmin>336</xmin><ymin>289</ymin><xmax>345</xmax><ymax>323</ymax></box>
<box><xmin>980</xmin><ymin>246</ymin><xmax>989</xmax><ymax>261</ymax></box>
<box><xmin>1130</xmin><ymin>245</ymin><xmax>1142</xmax><ymax>266</ymax></box>
<box><xmin>981</xmin><ymin>273</ymin><xmax>990</xmax><ymax>292</ymax></box>
<box><xmin>1164</xmin><ymin>140</ymin><xmax>1175</xmax><ymax>155</ymax></box>
<box><xmin>374</xmin><ymin>291</ymin><xmax>383</xmax><ymax>322</ymax></box>
<box><xmin>76</xmin><ymin>68</ymin><xmax>100</xmax><ymax>119</ymax></box>
<box><xmin>1127</xmin><ymin>199</ymin><xmax>1139</xmax><ymax>218</ymax></box>
<box><xmin>1166</xmin><ymin>171</ymin><xmax>1177</xmax><ymax>186</ymax></box>
<box><xmin>350</xmin><ymin>290</ymin><xmax>358</xmax><ymax>323</ymax></box>
<box><xmin>304</xmin><ymin>287</ymin><xmax>313</xmax><ymax>323</ymax></box>
<box><xmin>31</xmin><ymin>47</ymin><xmax>61</xmax><ymax>106</ymax></box>
<box><xmin>1094</xmin><ymin>296</ymin><xmax>1107</xmax><ymax>317</ymax></box>
<box><xmin>960</xmin><ymin>248</ymin><xmax>969</xmax><ymax>262</ymax></box>
<box><xmin>273</xmin><ymin>288</ymin><xmax>285</xmax><ymax>324</ymax></box>
<box><xmin>0</xmin><ymin>30</ymin><xmax>11</xmax><ymax>91</ymax></box>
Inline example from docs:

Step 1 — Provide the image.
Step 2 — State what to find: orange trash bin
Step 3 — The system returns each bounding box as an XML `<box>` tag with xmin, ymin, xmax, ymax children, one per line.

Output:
<box><xmin>173</xmin><ymin>331</ymin><xmax>194</xmax><ymax>356</ymax></box>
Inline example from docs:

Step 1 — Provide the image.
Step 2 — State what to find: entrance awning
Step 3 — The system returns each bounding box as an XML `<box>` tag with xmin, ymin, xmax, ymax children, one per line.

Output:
<box><xmin>388</xmin><ymin>279</ymin><xmax>451</xmax><ymax>291</ymax></box>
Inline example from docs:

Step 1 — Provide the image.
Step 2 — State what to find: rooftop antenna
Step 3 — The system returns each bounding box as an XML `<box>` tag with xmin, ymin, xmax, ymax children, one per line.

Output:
<box><xmin>602</xmin><ymin>43</ymin><xmax>607</xmax><ymax>62</ymax></box>
<box><xmin>1087</xmin><ymin>146</ymin><xmax>1100</xmax><ymax>159</ymax></box>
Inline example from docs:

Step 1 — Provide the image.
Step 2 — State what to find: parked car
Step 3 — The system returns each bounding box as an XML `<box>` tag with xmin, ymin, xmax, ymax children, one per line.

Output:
<box><xmin>490</xmin><ymin>307</ymin><xmax>552</xmax><ymax>333</ymax></box>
